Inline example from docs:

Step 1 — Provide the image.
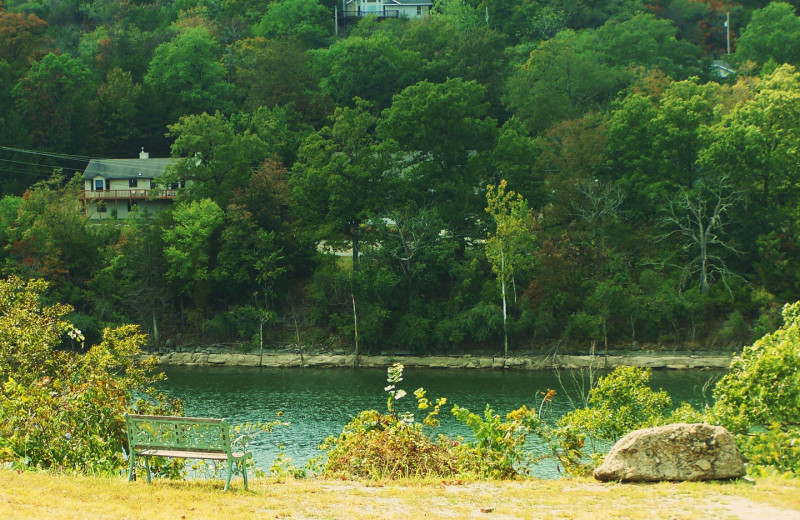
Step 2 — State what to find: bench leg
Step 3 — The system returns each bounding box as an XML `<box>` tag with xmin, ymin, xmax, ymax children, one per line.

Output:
<box><xmin>127</xmin><ymin>452</ymin><xmax>136</xmax><ymax>482</ymax></box>
<box><xmin>144</xmin><ymin>456</ymin><xmax>152</xmax><ymax>484</ymax></box>
<box><xmin>241</xmin><ymin>459</ymin><xmax>249</xmax><ymax>491</ymax></box>
<box><xmin>224</xmin><ymin>459</ymin><xmax>233</xmax><ymax>491</ymax></box>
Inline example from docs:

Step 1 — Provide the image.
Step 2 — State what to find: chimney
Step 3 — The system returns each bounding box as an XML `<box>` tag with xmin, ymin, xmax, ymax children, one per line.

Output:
<box><xmin>139</xmin><ymin>147</ymin><xmax>149</xmax><ymax>160</ymax></box>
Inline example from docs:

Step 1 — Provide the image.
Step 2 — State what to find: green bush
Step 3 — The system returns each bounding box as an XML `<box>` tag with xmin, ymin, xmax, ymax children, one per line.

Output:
<box><xmin>0</xmin><ymin>276</ymin><xmax>178</xmax><ymax>474</ymax></box>
<box><xmin>558</xmin><ymin>367</ymin><xmax>672</xmax><ymax>442</ymax></box>
<box><xmin>321</xmin><ymin>409</ymin><xmax>461</xmax><ymax>479</ymax></box>
<box><xmin>553</xmin><ymin>366</ymin><xmax>686</xmax><ymax>475</ymax></box>
<box><xmin>320</xmin><ymin>363</ymin><xmax>459</xmax><ymax>479</ymax></box>
<box><xmin>320</xmin><ymin>363</ymin><xmax>545</xmax><ymax>480</ymax></box>
<box><xmin>710</xmin><ymin>301</ymin><xmax>800</xmax><ymax>475</ymax></box>
<box><xmin>451</xmin><ymin>403</ymin><xmax>542</xmax><ymax>479</ymax></box>
<box><xmin>737</xmin><ymin>425</ymin><xmax>800</xmax><ymax>477</ymax></box>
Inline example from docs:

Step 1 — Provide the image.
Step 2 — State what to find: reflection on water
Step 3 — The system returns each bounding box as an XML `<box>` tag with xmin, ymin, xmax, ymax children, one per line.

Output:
<box><xmin>155</xmin><ymin>366</ymin><xmax>723</xmax><ymax>478</ymax></box>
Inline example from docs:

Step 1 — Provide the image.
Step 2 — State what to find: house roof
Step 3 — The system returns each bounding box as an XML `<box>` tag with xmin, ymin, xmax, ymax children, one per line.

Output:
<box><xmin>345</xmin><ymin>0</ymin><xmax>432</xmax><ymax>5</ymax></box>
<box><xmin>83</xmin><ymin>158</ymin><xmax>174</xmax><ymax>180</ymax></box>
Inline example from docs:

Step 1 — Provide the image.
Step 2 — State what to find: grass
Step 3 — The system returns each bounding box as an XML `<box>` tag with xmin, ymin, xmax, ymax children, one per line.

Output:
<box><xmin>2</xmin><ymin>470</ymin><xmax>800</xmax><ymax>519</ymax></box>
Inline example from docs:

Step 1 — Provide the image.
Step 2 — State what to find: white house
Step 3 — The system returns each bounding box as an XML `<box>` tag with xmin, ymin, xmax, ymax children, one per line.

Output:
<box><xmin>80</xmin><ymin>149</ymin><xmax>181</xmax><ymax>219</ymax></box>
<box><xmin>343</xmin><ymin>0</ymin><xmax>433</xmax><ymax>19</ymax></box>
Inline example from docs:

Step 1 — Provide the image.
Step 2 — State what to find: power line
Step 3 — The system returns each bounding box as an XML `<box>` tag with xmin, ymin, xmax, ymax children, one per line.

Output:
<box><xmin>0</xmin><ymin>145</ymin><xmax>94</xmax><ymax>163</ymax></box>
<box><xmin>0</xmin><ymin>145</ymin><xmax>176</xmax><ymax>176</ymax></box>
<box><xmin>0</xmin><ymin>157</ymin><xmax>86</xmax><ymax>174</ymax></box>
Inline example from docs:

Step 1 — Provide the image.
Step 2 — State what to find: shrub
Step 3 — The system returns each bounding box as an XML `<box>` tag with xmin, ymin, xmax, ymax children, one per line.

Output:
<box><xmin>320</xmin><ymin>364</ymin><xmax>459</xmax><ymax>479</ymax></box>
<box><xmin>320</xmin><ymin>363</ymin><xmax>546</xmax><ymax>480</ymax></box>
<box><xmin>451</xmin><ymin>403</ymin><xmax>542</xmax><ymax>479</ymax></box>
<box><xmin>558</xmin><ymin>367</ymin><xmax>672</xmax><ymax>442</ymax></box>
<box><xmin>710</xmin><ymin>301</ymin><xmax>800</xmax><ymax>475</ymax></box>
<box><xmin>553</xmin><ymin>366</ymin><xmax>684</xmax><ymax>475</ymax></box>
<box><xmin>321</xmin><ymin>409</ymin><xmax>461</xmax><ymax>479</ymax></box>
<box><xmin>0</xmin><ymin>276</ymin><xmax>178</xmax><ymax>474</ymax></box>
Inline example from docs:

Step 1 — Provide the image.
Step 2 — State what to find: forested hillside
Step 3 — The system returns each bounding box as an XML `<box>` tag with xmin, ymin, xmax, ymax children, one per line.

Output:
<box><xmin>1</xmin><ymin>0</ymin><xmax>799</xmax><ymax>355</ymax></box>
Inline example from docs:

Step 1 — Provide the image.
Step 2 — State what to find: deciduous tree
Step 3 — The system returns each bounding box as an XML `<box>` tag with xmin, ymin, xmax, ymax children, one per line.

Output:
<box><xmin>291</xmin><ymin>100</ymin><xmax>398</xmax><ymax>272</ymax></box>
<box><xmin>736</xmin><ymin>2</ymin><xmax>800</xmax><ymax>68</ymax></box>
<box><xmin>485</xmin><ymin>180</ymin><xmax>536</xmax><ymax>358</ymax></box>
<box><xmin>12</xmin><ymin>53</ymin><xmax>92</xmax><ymax>152</ymax></box>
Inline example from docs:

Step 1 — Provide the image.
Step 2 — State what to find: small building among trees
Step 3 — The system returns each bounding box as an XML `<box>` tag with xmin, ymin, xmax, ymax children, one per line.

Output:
<box><xmin>80</xmin><ymin>149</ymin><xmax>180</xmax><ymax>219</ymax></box>
<box><xmin>342</xmin><ymin>0</ymin><xmax>432</xmax><ymax>20</ymax></box>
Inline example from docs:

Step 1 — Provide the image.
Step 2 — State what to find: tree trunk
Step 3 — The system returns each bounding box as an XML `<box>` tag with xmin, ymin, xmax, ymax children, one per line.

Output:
<box><xmin>501</xmin><ymin>248</ymin><xmax>508</xmax><ymax>360</ymax></box>
<box><xmin>289</xmin><ymin>296</ymin><xmax>304</xmax><ymax>365</ymax></box>
<box><xmin>351</xmin><ymin>228</ymin><xmax>360</xmax><ymax>272</ymax></box>
<box><xmin>352</xmin><ymin>292</ymin><xmax>359</xmax><ymax>367</ymax></box>
<box><xmin>152</xmin><ymin>312</ymin><xmax>160</xmax><ymax>351</ymax></box>
<box><xmin>259</xmin><ymin>318</ymin><xmax>264</xmax><ymax>368</ymax></box>
<box><xmin>698</xmin><ymin>218</ymin><xmax>709</xmax><ymax>294</ymax></box>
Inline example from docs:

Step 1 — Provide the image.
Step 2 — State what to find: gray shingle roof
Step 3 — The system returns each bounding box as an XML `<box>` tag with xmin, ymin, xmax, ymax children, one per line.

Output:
<box><xmin>83</xmin><ymin>158</ymin><xmax>174</xmax><ymax>180</ymax></box>
<box><xmin>345</xmin><ymin>0</ymin><xmax>432</xmax><ymax>5</ymax></box>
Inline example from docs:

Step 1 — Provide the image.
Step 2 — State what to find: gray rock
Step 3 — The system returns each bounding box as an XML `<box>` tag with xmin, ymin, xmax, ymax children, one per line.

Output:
<box><xmin>594</xmin><ymin>423</ymin><xmax>746</xmax><ymax>482</ymax></box>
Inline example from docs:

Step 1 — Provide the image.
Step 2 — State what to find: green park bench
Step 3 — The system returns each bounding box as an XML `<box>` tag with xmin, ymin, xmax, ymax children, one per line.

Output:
<box><xmin>124</xmin><ymin>413</ymin><xmax>251</xmax><ymax>491</ymax></box>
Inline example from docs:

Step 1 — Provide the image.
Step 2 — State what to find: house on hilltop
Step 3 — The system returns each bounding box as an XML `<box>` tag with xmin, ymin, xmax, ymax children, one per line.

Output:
<box><xmin>80</xmin><ymin>149</ymin><xmax>182</xmax><ymax>219</ymax></box>
<box><xmin>342</xmin><ymin>0</ymin><xmax>432</xmax><ymax>20</ymax></box>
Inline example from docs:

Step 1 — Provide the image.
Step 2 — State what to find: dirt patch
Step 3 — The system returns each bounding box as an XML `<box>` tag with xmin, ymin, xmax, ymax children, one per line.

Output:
<box><xmin>707</xmin><ymin>495</ymin><xmax>800</xmax><ymax>520</ymax></box>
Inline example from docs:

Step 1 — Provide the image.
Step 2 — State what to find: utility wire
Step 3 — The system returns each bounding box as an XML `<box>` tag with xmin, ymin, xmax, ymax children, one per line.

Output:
<box><xmin>0</xmin><ymin>145</ymin><xmax>175</xmax><ymax>176</ymax></box>
<box><xmin>0</xmin><ymin>145</ymin><xmax>94</xmax><ymax>163</ymax></box>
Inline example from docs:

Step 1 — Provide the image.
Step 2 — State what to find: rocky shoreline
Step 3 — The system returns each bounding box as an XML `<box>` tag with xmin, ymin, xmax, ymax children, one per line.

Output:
<box><xmin>151</xmin><ymin>350</ymin><xmax>734</xmax><ymax>370</ymax></box>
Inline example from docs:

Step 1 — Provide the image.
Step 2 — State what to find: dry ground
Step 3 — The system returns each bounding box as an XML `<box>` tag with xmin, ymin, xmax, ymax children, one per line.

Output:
<box><xmin>1</xmin><ymin>470</ymin><xmax>799</xmax><ymax>520</ymax></box>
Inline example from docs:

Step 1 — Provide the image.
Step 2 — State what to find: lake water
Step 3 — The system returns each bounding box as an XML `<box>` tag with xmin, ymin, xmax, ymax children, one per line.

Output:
<box><xmin>155</xmin><ymin>366</ymin><xmax>724</xmax><ymax>478</ymax></box>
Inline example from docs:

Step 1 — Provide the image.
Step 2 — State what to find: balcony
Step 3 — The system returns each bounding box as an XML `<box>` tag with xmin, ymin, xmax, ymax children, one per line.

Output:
<box><xmin>341</xmin><ymin>8</ymin><xmax>399</xmax><ymax>20</ymax></box>
<box><xmin>80</xmin><ymin>188</ymin><xmax>179</xmax><ymax>201</ymax></box>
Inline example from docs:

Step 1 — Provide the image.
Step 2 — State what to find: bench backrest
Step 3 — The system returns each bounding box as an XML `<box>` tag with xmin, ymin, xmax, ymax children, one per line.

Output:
<box><xmin>125</xmin><ymin>414</ymin><xmax>233</xmax><ymax>455</ymax></box>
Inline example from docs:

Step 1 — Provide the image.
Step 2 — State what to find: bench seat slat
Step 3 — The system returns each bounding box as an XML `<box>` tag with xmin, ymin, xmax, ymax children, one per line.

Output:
<box><xmin>137</xmin><ymin>449</ymin><xmax>248</xmax><ymax>460</ymax></box>
<box><xmin>126</xmin><ymin>414</ymin><xmax>225</xmax><ymax>424</ymax></box>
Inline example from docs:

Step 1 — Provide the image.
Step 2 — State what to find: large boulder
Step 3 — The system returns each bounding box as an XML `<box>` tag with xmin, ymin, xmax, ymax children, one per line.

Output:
<box><xmin>594</xmin><ymin>423</ymin><xmax>746</xmax><ymax>482</ymax></box>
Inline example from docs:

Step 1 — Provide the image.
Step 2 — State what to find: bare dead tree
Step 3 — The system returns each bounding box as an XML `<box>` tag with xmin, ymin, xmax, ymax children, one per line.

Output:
<box><xmin>659</xmin><ymin>177</ymin><xmax>742</xmax><ymax>295</ymax></box>
<box><xmin>573</xmin><ymin>179</ymin><xmax>626</xmax><ymax>223</ymax></box>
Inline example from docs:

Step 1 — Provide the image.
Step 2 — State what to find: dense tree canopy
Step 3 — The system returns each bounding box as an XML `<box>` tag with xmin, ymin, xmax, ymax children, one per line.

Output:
<box><xmin>0</xmin><ymin>0</ymin><xmax>798</xmax><ymax>357</ymax></box>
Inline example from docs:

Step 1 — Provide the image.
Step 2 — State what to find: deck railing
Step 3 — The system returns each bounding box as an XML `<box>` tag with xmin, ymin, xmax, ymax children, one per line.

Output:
<box><xmin>342</xmin><ymin>8</ymin><xmax>400</xmax><ymax>19</ymax></box>
<box><xmin>80</xmin><ymin>189</ymin><xmax>178</xmax><ymax>200</ymax></box>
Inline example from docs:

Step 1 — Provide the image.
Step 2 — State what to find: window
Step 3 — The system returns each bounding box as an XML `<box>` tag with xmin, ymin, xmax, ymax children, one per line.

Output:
<box><xmin>96</xmin><ymin>202</ymin><xmax>107</xmax><ymax>213</ymax></box>
<box><xmin>129</xmin><ymin>178</ymin><xmax>138</xmax><ymax>188</ymax></box>
<box><xmin>150</xmin><ymin>180</ymin><xmax>156</xmax><ymax>189</ymax></box>
<box><xmin>94</xmin><ymin>179</ymin><xmax>104</xmax><ymax>191</ymax></box>
<box><xmin>127</xmin><ymin>201</ymin><xmax>138</xmax><ymax>212</ymax></box>
<box><xmin>417</xmin><ymin>5</ymin><xmax>421</xmax><ymax>15</ymax></box>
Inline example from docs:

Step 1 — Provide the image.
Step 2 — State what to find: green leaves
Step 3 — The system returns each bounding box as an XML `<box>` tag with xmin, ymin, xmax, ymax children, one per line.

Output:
<box><xmin>291</xmin><ymin>101</ymin><xmax>398</xmax><ymax>270</ymax></box>
<box><xmin>12</xmin><ymin>53</ymin><xmax>91</xmax><ymax>151</ymax></box>
<box><xmin>736</xmin><ymin>2</ymin><xmax>800</xmax><ymax>68</ymax></box>
<box><xmin>163</xmin><ymin>199</ymin><xmax>224</xmax><ymax>301</ymax></box>
<box><xmin>559</xmin><ymin>367</ymin><xmax>673</xmax><ymax>442</ymax></box>
<box><xmin>254</xmin><ymin>0</ymin><xmax>332</xmax><ymax>50</ymax></box>
<box><xmin>452</xmin><ymin>402</ymin><xmax>544</xmax><ymax>479</ymax></box>
<box><xmin>0</xmin><ymin>277</ymin><xmax>177</xmax><ymax>473</ymax></box>
<box><xmin>322</xmin><ymin>365</ymin><xmax>541</xmax><ymax>480</ymax></box>
<box><xmin>504</xmin><ymin>29</ymin><xmax>629</xmax><ymax>135</ymax></box>
<box><xmin>144</xmin><ymin>27</ymin><xmax>234</xmax><ymax>120</ymax></box>
<box><xmin>711</xmin><ymin>301</ymin><xmax>800</xmax><ymax>435</ymax></box>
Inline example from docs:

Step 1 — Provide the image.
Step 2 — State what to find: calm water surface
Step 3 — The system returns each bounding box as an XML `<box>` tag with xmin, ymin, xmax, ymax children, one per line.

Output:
<box><xmin>156</xmin><ymin>366</ymin><xmax>723</xmax><ymax>478</ymax></box>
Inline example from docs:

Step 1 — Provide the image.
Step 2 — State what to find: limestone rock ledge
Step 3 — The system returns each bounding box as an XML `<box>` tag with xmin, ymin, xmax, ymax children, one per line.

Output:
<box><xmin>150</xmin><ymin>352</ymin><xmax>733</xmax><ymax>370</ymax></box>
